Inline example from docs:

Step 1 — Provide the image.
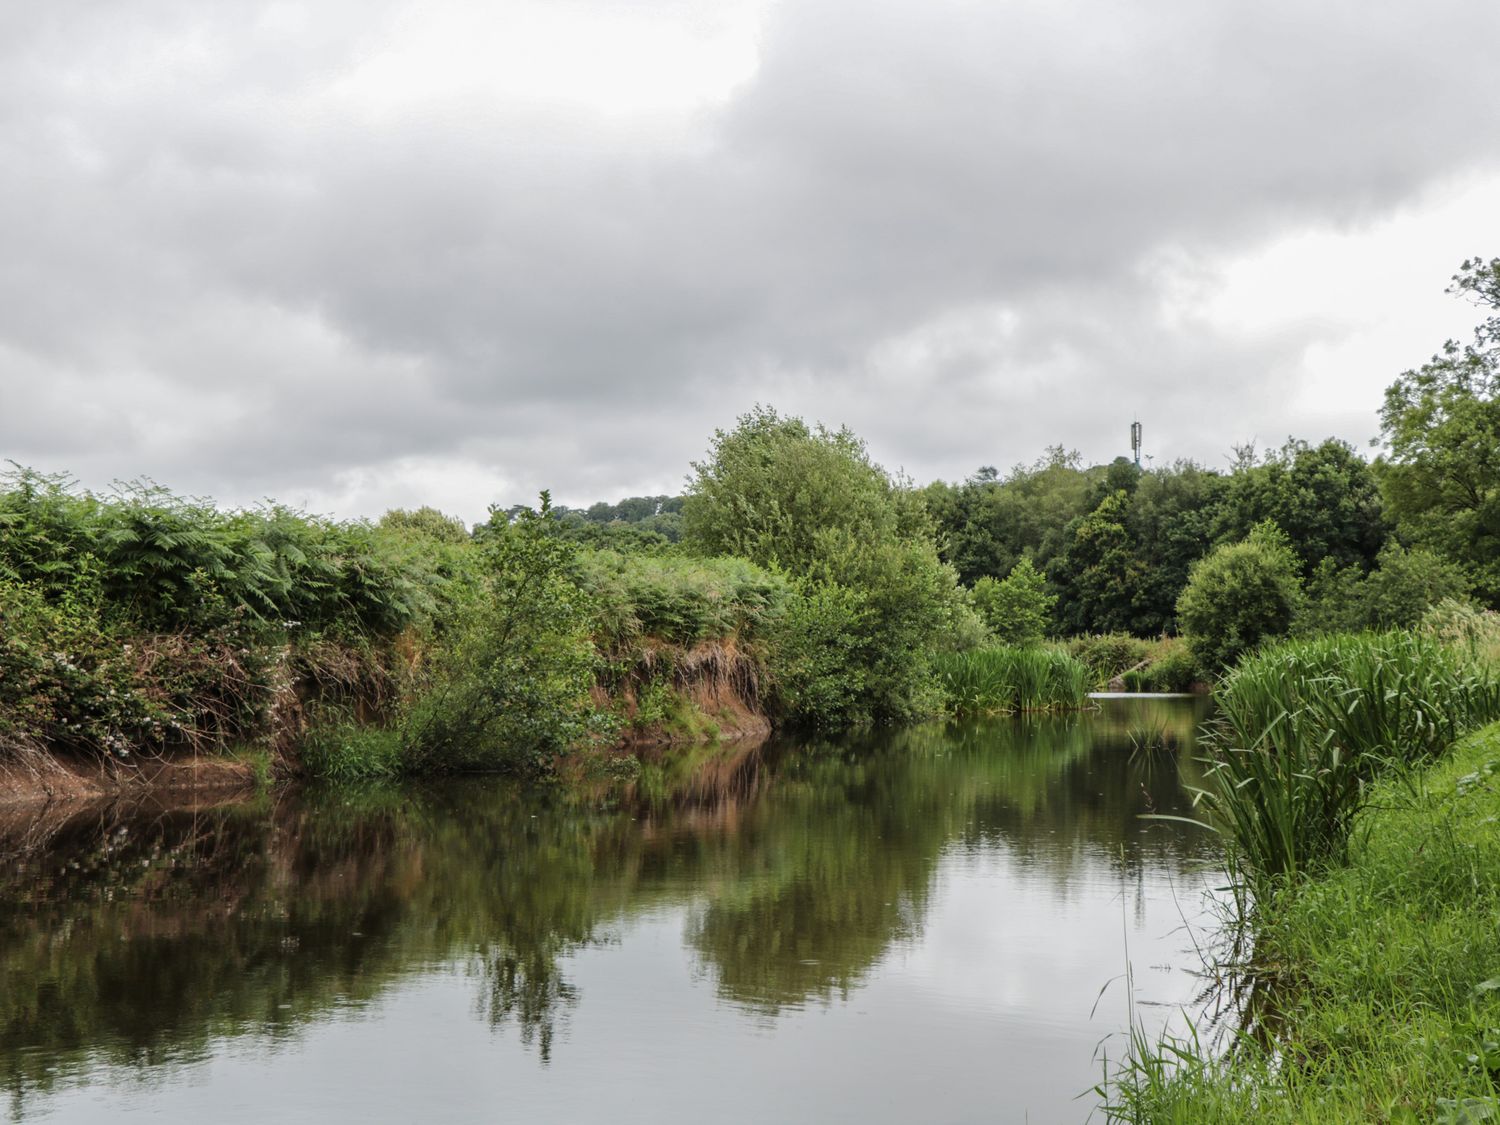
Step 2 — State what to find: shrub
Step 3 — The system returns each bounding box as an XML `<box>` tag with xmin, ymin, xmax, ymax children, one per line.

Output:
<box><xmin>764</xmin><ymin>579</ymin><xmax>871</xmax><ymax>729</ymax></box>
<box><xmin>970</xmin><ymin>558</ymin><xmax>1054</xmax><ymax>645</ymax></box>
<box><xmin>1067</xmin><ymin>633</ymin><xmax>1149</xmax><ymax>685</ymax></box>
<box><xmin>1177</xmin><ymin>521</ymin><xmax>1302</xmax><ymax>673</ymax></box>
<box><xmin>1121</xmin><ymin>642</ymin><xmax>1199</xmax><ymax>692</ymax></box>
<box><xmin>402</xmin><ymin>496</ymin><xmax>605</xmax><ymax>774</ymax></box>
<box><xmin>683</xmin><ymin>407</ymin><xmax>966</xmax><ymax>726</ymax></box>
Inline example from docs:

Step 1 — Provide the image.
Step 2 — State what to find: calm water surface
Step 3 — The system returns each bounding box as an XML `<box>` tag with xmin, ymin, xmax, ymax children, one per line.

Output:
<box><xmin>1</xmin><ymin>698</ymin><xmax>1221</xmax><ymax>1123</ymax></box>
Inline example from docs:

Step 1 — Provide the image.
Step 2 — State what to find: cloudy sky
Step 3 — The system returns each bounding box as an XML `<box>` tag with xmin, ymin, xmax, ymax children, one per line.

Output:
<box><xmin>3</xmin><ymin>0</ymin><xmax>1498</xmax><ymax>521</ymax></box>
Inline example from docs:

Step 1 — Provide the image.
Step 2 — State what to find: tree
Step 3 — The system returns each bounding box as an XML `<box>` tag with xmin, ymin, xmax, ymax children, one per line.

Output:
<box><xmin>1050</xmin><ymin>491</ymin><xmax>1144</xmax><ymax>634</ymax></box>
<box><xmin>1176</xmin><ymin>522</ymin><xmax>1302</xmax><ymax>672</ymax></box>
<box><xmin>970</xmin><ymin>557</ymin><xmax>1055</xmax><ymax>645</ymax></box>
<box><xmin>1216</xmin><ymin>438</ymin><xmax>1386</xmax><ymax>575</ymax></box>
<box><xmin>1298</xmin><ymin>544</ymin><xmax>1472</xmax><ymax>634</ymax></box>
<box><xmin>923</xmin><ymin>449</ymin><xmax>1098</xmax><ymax>587</ymax></box>
<box><xmin>1378</xmin><ymin>257</ymin><xmax>1500</xmax><ymax>605</ymax></box>
<box><xmin>684</xmin><ymin>406</ymin><xmax>967</xmax><ymax>727</ymax></box>
<box><xmin>1126</xmin><ymin>460</ymin><xmax>1227</xmax><ymax>633</ymax></box>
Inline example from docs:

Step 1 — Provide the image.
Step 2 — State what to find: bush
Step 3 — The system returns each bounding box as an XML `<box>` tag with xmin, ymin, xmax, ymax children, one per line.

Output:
<box><xmin>403</xmin><ymin>497</ymin><xmax>605</xmax><ymax>774</ymax></box>
<box><xmin>764</xmin><ymin>579</ymin><xmax>871</xmax><ymax>729</ymax></box>
<box><xmin>1067</xmin><ymin>633</ymin><xmax>1149</xmax><ymax>685</ymax></box>
<box><xmin>683</xmin><ymin>407</ymin><xmax>966</xmax><ymax>726</ymax></box>
<box><xmin>1121</xmin><ymin>641</ymin><xmax>1199</xmax><ymax>692</ymax></box>
<box><xmin>1177</xmin><ymin>521</ymin><xmax>1302</xmax><ymax>673</ymax></box>
<box><xmin>970</xmin><ymin>558</ymin><xmax>1054</xmax><ymax>645</ymax></box>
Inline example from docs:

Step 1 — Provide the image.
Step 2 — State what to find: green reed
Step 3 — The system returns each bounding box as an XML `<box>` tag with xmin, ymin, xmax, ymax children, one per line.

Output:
<box><xmin>932</xmin><ymin>646</ymin><xmax>1091</xmax><ymax>715</ymax></box>
<box><xmin>1188</xmin><ymin>631</ymin><xmax>1500</xmax><ymax>890</ymax></box>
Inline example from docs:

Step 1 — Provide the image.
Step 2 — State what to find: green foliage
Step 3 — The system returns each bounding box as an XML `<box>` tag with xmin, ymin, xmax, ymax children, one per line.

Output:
<box><xmin>0</xmin><ymin>576</ymin><xmax>166</xmax><ymax>758</ymax></box>
<box><xmin>378</xmin><ymin>506</ymin><xmax>471</xmax><ymax>544</ymax></box>
<box><xmin>578</xmin><ymin>550</ymin><xmax>784</xmax><ymax>650</ymax></box>
<box><xmin>1299</xmin><ymin>543</ymin><xmax>1473</xmax><ymax>634</ymax></box>
<box><xmin>298</xmin><ymin>714</ymin><xmax>406</xmax><ymax>781</ymax></box>
<box><xmin>1121</xmin><ymin>641</ymin><xmax>1200</xmax><ymax>692</ymax></box>
<box><xmin>1067</xmin><ymin>633</ymin><xmax>1151</xmax><ymax>686</ymax></box>
<box><xmin>1125</xmin><ymin>461</ymin><xmax>1230</xmax><ymax>633</ymax></box>
<box><xmin>1177</xmin><ymin>522</ymin><xmax>1303</xmax><ymax>672</ymax></box>
<box><xmin>970</xmin><ymin>558</ymin><xmax>1055</xmax><ymax>646</ymax></box>
<box><xmin>1216</xmin><ymin>438</ymin><xmax>1387</xmax><ymax>575</ymax></box>
<box><xmin>923</xmin><ymin>448</ymin><xmax>1098</xmax><ymax>587</ymax></box>
<box><xmin>1379</xmin><ymin>257</ymin><xmax>1500</xmax><ymax>605</ymax></box>
<box><xmin>931</xmin><ymin>646</ymin><xmax>1090</xmax><ymax>714</ymax></box>
<box><xmin>1190</xmin><ymin>632</ymin><xmax>1500</xmax><ymax>890</ymax></box>
<box><xmin>762</xmin><ymin>580</ymin><xmax>870</xmax><ymax>729</ymax></box>
<box><xmin>0</xmin><ymin>465</ymin><xmax>453</xmax><ymax>642</ymax></box>
<box><xmin>684</xmin><ymin>406</ymin><xmax>966</xmax><ymax>727</ymax></box>
<box><xmin>403</xmin><ymin>496</ymin><xmax>604</xmax><ymax>774</ymax></box>
<box><xmin>1051</xmin><ymin>490</ymin><xmax>1146</xmax><ymax>633</ymax></box>
<box><xmin>683</xmin><ymin>405</ymin><xmax>930</xmax><ymax>570</ymax></box>
<box><xmin>1101</xmin><ymin>723</ymin><xmax>1500</xmax><ymax>1123</ymax></box>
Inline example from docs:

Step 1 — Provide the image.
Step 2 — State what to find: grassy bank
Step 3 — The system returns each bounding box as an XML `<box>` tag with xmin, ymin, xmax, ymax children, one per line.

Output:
<box><xmin>1104</xmin><ymin>720</ymin><xmax>1500</xmax><ymax>1123</ymax></box>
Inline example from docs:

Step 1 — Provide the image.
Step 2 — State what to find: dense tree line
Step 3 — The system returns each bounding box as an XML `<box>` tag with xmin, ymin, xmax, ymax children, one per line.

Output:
<box><xmin>921</xmin><ymin>436</ymin><xmax>1393</xmax><ymax>638</ymax></box>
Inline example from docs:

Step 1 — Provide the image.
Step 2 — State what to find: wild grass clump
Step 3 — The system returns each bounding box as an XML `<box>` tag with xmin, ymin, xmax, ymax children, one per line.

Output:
<box><xmin>1100</xmin><ymin>722</ymin><xmax>1500</xmax><ymax>1123</ymax></box>
<box><xmin>932</xmin><ymin>646</ymin><xmax>1090</xmax><ymax>714</ymax></box>
<box><xmin>298</xmin><ymin>715</ymin><xmax>405</xmax><ymax>782</ymax></box>
<box><xmin>1191</xmin><ymin>631</ymin><xmax>1500</xmax><ymax>889</ymax></box>
<box><xmin>1424</xmin><ymin>597</ymin><xmax>1500</xmax><ymax>670</ymax></box>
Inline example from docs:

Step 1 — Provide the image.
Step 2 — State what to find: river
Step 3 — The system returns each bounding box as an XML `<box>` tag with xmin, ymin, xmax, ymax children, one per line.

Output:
<box><xmin>0</xmin><ymin>697</ymin><xmax>1220</xmax><ymax>1123</ymax></box>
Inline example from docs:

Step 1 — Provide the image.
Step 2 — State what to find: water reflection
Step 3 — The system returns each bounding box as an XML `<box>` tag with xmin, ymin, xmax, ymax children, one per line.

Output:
<box><xmin>0</xmin><ymin>698</ymin><xmax>1217</xmax><ymax>1123</ymax></box>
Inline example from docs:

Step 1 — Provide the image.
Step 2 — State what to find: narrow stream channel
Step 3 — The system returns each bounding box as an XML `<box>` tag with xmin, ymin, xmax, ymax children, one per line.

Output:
<box><xmin>0</xmin><ymin>697</ymin><xmax>1220</xmax><ymax>1123</ymax></box>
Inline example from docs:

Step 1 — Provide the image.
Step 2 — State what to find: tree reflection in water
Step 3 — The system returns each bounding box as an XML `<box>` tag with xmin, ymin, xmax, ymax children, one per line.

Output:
<box><xmin>0</xmin><ymin>698</ymin><xmax>1213</xmax><ymax>1109</ymax></box>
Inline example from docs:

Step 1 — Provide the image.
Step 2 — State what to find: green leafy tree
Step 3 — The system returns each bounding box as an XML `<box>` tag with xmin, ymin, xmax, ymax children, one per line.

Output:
<box><xmin>1216</xmin><ymin>438</ymin><xmax>1386</xmax><ymax>575</ymax></box>
<box><xmin>405</xmin><ymin>494</ymin><xmax>602</xmax><ymax>773</ymax></box>
<box><xmin>971</xmin><ymin>558</ymin><xmax>1054</xmax><ymax>645</ymax></box>
<box><xmin>1125</xmin><ymin>461</ymin><xmax>1228</xmax><ymax>634</ymax></box>
<box><xmin>924</xmin><ymin>449</ymin><xmax>1097</xmax><ymax>586</ymax></box>
<box><xmin>1378</xmin><ymin>256</ymin><xmax>1500</xmax><ymax>604</ymax></box>
<box><xmin>684</xmin><ymin>407</ymin><xmax>964</xmax><ymax>727</ymax></box>
<box><xmin>1177</xmin><ymin>522</ymin><xmax>1302</xmax><ymax>672</ymax></box>
<box><xmin>1298</xmin><ymin>544</ymin><xmax>1472</xmax><ymax>634</ymax></box>
<box><xmin>1050</xmin><ymin>491</ymin><xmax>1144</xmax><ymax>635</ymax></box>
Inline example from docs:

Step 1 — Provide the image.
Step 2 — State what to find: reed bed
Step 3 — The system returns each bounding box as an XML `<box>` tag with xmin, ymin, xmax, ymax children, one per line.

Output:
<box><xmin>932</xmin><ymin>646</ymin><xmax>1091</xmax><ymax>715</ymax></box>
<box><xmin>1189</xmin><ymin>631</ymin><xmax>1500</xmax><ymax>890</ymax></box>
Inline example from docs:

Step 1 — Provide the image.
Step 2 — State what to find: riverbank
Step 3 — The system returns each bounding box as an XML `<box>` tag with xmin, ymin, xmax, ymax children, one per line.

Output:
<box><xmin>1106</xmin><ymin>719</ymin><xmax>1500</xmax><ymax>1123</ymax></box>
<box><xmin>0</xmin><ymin>745</ymin><xmax>266</xmax><ymax>808</ymax></box>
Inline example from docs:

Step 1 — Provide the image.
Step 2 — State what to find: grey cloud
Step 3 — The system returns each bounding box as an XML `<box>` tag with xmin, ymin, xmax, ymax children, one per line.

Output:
<box><xmin>1</xmin><ymin>0</ymin><xmax>1498</xmax><ymax>514</ymax></box>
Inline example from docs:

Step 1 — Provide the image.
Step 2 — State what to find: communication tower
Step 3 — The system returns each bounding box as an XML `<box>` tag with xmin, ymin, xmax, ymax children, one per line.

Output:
<box><xmin>1130</xmin><ymin>421</ymin><xmax>1142</xmax><ymax>468</ymax></box>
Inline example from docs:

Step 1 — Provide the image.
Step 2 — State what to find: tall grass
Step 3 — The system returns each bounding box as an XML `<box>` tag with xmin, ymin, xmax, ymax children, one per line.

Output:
<box><xmin>1100</xmin><ymin>723</ymin><xmax>1500</xmax><ymax>1122</ymax></box>
<box><xmin>1187</xmin><ymin>631</ymin><xmax>1500</xmax><ymax>890</ymax></box>
<box><xmin>932</xmin><ymin>646</ymin><xmax>1090</xmax><ymax>714</ymax></box>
